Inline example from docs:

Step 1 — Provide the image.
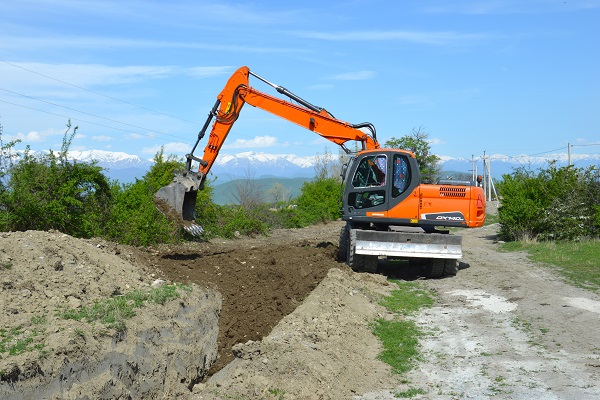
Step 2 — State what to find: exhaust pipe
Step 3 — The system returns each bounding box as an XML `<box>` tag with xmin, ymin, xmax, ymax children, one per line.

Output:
<box><xmin>154</xmin><ymin>171</ymin><xmax>204</xmax><ymax>236</ymax></box>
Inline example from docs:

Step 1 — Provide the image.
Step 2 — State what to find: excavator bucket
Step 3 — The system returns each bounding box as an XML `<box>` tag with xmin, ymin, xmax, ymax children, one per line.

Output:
<box><xmin>154</xmin><ymin>172</ymin><xmax>204</xmax><ymax>236</ymax></box>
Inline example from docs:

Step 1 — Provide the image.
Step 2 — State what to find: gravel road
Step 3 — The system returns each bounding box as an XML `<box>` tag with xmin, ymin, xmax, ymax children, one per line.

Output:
<box><xmin>360</xmin><ymin>222</ymin><xmax>600</xmax><ymax>399</ymax></box>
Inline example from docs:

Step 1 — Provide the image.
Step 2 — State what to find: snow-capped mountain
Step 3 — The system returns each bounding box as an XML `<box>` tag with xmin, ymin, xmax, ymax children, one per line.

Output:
<box><xmin>54</xmin><ymin>149</ymin><xmax>599</xmax><ymax>184</ymax></box>
<box><xmin>68</xmin><ymin>150</ymin><xmax>153</xmax><ymax>169</ymax></box>
<box><xmin>211</xmin><ymin>151</ymin><xmax>316</xmax><ymax>181</ymax></box>
<box><xmin>440</xmin><ymin>153</ymin><xmax>599</xmax><ymax>179</ymax></box>
<box><xmin>68</xmin><ymin>150</ymin><xmax>153</xmax><ymax>183</ymax></box>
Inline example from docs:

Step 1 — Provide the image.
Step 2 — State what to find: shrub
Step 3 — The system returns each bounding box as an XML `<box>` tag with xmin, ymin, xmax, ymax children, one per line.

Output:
<box><xmin>288</xmin><ymin>178</ymin><xmax>342</xmax><ymax>227</ymax></box>
<box><xmin>202</xmin><ymin>204</ymin><xmax>269</xmax><ymax>238</ymax></box>
<box><xmin>1</xmin><ymin>138</ymin><xmax>112</xmax><ymax>238</ymax></box>
<box><xmin>104</xmin><ymin>149</ymin><xmax>184</xmax><ymax>245</ymax></box>
<box><xmin>498</xmin><ymin>163</ymin><xmax>600</xmax><ymax>241</ymax></box>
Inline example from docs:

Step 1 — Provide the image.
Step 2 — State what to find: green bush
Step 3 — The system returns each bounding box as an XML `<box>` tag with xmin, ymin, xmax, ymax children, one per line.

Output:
<box><xmin>200</xmin><ymin>204</ymin><xmax>268</xmax><ymax>238</ymax></box>
<box><xmin>104</xmin><ymin>149</ymin><xmax>184</xmax><ymax>246</ymax></box>
<box><xmin>291</xmin><ymin>178</ymin><xmax>342</xmax><ymax>226</ymax></box>
<box><xmin>1</xmin><ymin>146</ymin><xmax>112</xmax><ymax>238</ymax></box>
<box><xmin>498</xmin><ymin>163</ymin><xmax>600</xmax><ymax>241</ymax></box>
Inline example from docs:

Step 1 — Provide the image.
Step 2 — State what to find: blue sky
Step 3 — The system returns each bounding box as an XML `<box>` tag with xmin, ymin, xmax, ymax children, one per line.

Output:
<box><xmin>0</xmin><ymin>0</ymin><xmax>598</xmax><ymax>162</ymax></box>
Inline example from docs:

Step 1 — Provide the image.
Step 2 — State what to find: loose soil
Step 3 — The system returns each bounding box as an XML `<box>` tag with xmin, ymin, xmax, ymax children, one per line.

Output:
<box><xmin>2</xmin><ymin>206</ymin><xmax>600</xmax><ymax>399</ymax></box>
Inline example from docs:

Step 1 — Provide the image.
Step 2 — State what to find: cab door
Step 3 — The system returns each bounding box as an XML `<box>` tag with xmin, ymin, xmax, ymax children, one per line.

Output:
<box><xmin>343</xmin><ymin>152</ymin><xmax>390</xmax><ymax>220</ymax></box>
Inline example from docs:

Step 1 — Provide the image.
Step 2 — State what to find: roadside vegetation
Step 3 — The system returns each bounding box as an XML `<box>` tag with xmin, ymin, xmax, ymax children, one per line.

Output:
<box><xmin>496</xmin><ymin>162</ymin><xmax>600</xmax><ymax>291</ymax></box>
<box><xmin>373</xmin><ymin>280</ymin><xmax>435</xmax><ymax>397</ymax></box>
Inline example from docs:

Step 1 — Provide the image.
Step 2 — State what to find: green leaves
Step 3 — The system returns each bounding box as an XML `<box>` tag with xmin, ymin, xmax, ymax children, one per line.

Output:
<box><xmin>498</xmin><ymin>163</ymin><xmax>600</xmax><ymax>241</ymax></box>
<box><xmin>1</xmin><ymin>145</ymin><xmax>111</xmax><ymax>238</ymax></box>
<box><xmin>384</xmin><ymin>126</ymin><xmax>441</xmax><ymax>183</ymax></box>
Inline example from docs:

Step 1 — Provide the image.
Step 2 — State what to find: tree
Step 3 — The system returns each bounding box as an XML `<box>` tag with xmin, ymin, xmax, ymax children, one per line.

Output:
<box><xmin>313</xmin><ymin>148</ymin><xmax>350</xmax><ymax>182</ymax></box>
<box><xmin>384</xmin><ymin>126</ymin><xmax>441</xmax><ymax>183</ymax></box>
<box><xmin>231</xmin><ymin>166</ymin><xmax>264</xmax><ymax>210</ymax></box>
<box><xmin>0</xmin><ymin>118</ymin><xmax>21</xmax><ymax>229</ymax></box>
<box><xmin>268</xmin><ymin>182</ymin><xmax>290</xmax><ymax>204</ymax></box>
<box><xmin>497</xmin><ymin>163</ymin><xmax>600</xmax><ymax>241</ymax></box>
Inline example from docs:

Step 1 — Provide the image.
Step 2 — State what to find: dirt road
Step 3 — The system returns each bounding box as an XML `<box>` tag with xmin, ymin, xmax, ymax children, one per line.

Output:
<box><xmin>359</xmin><ymin>223</ymin><xmax>600</xmax><ymax>399</ymax></box>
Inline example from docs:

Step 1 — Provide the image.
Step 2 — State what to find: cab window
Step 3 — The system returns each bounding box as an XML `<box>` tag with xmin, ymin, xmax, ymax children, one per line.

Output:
<box><xmin>348</xmin><ymin>155</ymin><xmax>387</xmax><ymax>209</ymax></box>
<box><xmin>392</xmin><ymin>154</ymin><xmax>411</xmax><ymax>197</ymax></box>
<box><xmin>351</xmin><ymin>155</ymin><xmax>387</xmax><ymax>188</ymax></box>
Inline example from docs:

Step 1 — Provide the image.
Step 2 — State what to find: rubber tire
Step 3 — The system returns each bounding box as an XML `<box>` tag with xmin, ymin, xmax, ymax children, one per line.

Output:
<box><xmin>337</xmin><ymin>223</ymin><xmax>349</xmax><ymax>262</ymax></box>
<box><xmin>426</xmin><ymin>259</ymin><xmax>445</xmax><ymax>279</ymax></box>
<box><xmin>347</xmin><ymin>229</ymin><xmax>366</xmax><ymax>272</ymax></box>
<box><xmin>363</xmin><ymin>255</ymin><xmax>378</xmax><ymax>273</ymax></box>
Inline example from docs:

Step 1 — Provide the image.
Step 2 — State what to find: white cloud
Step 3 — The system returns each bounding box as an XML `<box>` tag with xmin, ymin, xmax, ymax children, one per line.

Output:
<box><xmin>142</xmin><ymin>142</ymin><xmax>190</xmax><ymax>155</ymax></box>
<box><xmin>11</xmin><ymin>128</ymin><xmax>62</xmax><ymax>143</ymax></box>
<box><xmin>332</xmin><ymin>71</ymin><xmax>375</xmax><ymax>81</ymax></box>
<box><xmin>125</xmin><ymin>133</ymin><xmax>144</xmax><ymax>140</ymax></box>
<box><xmin>294</xmin><ymin>30</ymin><xmax>488</xmax><ymax>45</ymax></box>
<box><xmin>223</xmin><ymin>135</ymin><xmax>280</xmax><ymax>149</ymax></box>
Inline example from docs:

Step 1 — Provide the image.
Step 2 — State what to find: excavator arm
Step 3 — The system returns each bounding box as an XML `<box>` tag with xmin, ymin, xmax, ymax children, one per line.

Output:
<box><xmin>155</xmin><ymin>66</ymin><xmax>379</xmax><ymax>235</ymax></box>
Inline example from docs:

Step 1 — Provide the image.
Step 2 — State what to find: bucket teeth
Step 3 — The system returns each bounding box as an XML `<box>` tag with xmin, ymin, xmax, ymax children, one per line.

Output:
<box><xmin>184</xmin><ymin>223</ymin><xmax>204</xmax><ymax>237</ymax></box>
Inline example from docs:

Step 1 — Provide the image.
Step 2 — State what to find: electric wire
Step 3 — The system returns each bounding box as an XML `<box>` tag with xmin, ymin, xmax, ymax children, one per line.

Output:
<box><xmin>0</xmin><ymin>98</ymin><xmax>184</xmax><ymax>141</ymax></box>
<box><xmin>0</xmin><ymin>60</ymin><xmax>201</xmax><ymax>126</ymax></box>
<box><xmin>0</xmin><ymin>87</ymin><xmax>189</xmax><ymax>141</ymax></box>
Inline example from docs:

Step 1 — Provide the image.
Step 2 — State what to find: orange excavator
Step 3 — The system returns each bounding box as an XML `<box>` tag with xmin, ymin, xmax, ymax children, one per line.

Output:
<box><xmin>155</xmin><ymin>66</ymin><xmax>486</xmax><ymax>277</ymax></box>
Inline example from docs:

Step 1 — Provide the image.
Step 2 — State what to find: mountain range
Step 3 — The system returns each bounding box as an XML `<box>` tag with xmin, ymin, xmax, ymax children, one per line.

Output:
<box><xmin>66</xmin><ymin>149</ymin><xmax>599</xmax><ymax>184</ymax></box>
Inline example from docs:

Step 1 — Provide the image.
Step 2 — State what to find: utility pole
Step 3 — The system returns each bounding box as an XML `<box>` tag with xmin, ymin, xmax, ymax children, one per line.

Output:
<box><xmin>568</xmin><ymin>142</ymin><xmax>572</xmax><ymax>166</ymax></box>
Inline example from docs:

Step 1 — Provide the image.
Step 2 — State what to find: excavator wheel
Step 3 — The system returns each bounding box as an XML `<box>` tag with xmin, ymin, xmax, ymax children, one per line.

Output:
<box><xmin>346</xmin><ymin>229</ymin><xmax>365</xmax><ymax>271</ymax></box>
<box><xmin>337</xmin><ymin>223</ymin><xmax>349</xmax><ymax>262</ymax></box>
<box><xmin>428</xmin><ymin>259</ymin><xmax>445</xmax><ymax>279</ymax></box>
<box><xmin>345</xmin><ymin>228</ymin><xmax>378</xmax><ymax>273</ymax></box>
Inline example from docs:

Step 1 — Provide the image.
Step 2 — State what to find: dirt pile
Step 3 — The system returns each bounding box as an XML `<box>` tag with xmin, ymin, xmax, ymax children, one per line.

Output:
<box><xmin>198</xmin><ymin>268</ymin><xmax>399</xmax><ymax>399</ymax></box>
<box><xmin>0</xmin><ymin>230</ymin><xmax>221</xmax><ymax>399</ymax></box>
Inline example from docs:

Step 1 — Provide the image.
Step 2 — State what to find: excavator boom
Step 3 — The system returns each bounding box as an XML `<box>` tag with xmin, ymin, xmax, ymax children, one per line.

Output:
<box><xmin>155</xmin><ymin>66</ymin><xmax>379</xmax><ymax>235</ymax></box>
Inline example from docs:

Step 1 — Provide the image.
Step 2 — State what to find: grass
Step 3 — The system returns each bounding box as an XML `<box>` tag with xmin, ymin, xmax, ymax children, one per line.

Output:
<box><xmin>484</xmin><ymin>213</ymin><xmax>500</xmax><ymax>226</ymax></box>
<box><xmin>501</xmin><ymin>239</ymin><xmax>600</xmax><ymax>291</ymax></box>
<box><xmin>58</xmin><ymin>284</ymin><xmax>186</xmax><ymax>333</ymax></box>
<box><xmin>394</xmin><ymin>387</ymin><xmax>427</xmax><ymax>398</ymax></box>
<box><xmin>379</xmin><ymin>281</ymin><xmax>435</xmax><ymax>315</ymax></box>
<box><xmin>0</xmin><ymin>325</ymin><xmax>45</xmax><ymax>356</ymax></box>
<box><xmin>373</xmin><ymin>280</ymin><xmax>435</xmax><ymax>375</ymax></box>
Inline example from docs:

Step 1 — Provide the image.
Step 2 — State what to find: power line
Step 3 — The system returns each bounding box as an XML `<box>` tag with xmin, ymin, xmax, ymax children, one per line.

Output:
<box><xmin>526</xmin><ymin>146</ymin><xmax>568</xmax><ymax>157</ymax></box>
<box><xmin>0</xmin><ymin>98</ymin><xmax>187</xmax><ymax>142</ymax></box>
<box><xmin>0</xmin><ymin>60</ymin><xmax>201</xmax><ymax>126</ymax></box>
<box><xmin>0</xmin><ymin>86</ymin><xmax>188</xmax><ymax>141</ymax></box>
